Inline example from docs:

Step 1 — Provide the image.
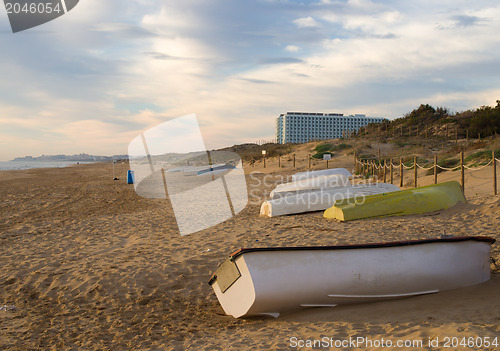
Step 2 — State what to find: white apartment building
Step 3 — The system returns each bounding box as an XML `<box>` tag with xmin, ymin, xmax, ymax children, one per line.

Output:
<box><xmin>276</xmin><ymin>112</ymin><xmax>385</xmax><ymax>144</ymax></box>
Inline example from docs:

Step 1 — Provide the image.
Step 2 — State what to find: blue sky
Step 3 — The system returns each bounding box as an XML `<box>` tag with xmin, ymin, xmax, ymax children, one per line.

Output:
<box><xmin>1</xmin><ymin>0</ymin><xmax>500</xmax><ymax>160</ymax></box>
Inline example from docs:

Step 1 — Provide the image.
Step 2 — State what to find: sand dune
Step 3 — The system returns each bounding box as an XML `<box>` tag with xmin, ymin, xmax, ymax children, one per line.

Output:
<box><xmin>1</xmin><ymin>159</ymin><xmax>499</xmax><ymax>350</ymax></box>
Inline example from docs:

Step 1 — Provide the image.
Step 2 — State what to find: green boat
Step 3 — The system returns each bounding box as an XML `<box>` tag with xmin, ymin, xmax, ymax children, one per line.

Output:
<box><xmin>324</xmin><ymin>181</ymin><xmax>466</xmax><ymax>221</ymax></box>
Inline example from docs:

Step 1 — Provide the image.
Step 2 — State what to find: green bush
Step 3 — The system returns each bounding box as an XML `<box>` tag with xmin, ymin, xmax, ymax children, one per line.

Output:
<box><xmin>331</xmin><ymin>143</ymin><xmax>352</xmax><ymax>151</ymax></box>
<box><xmin>314</xmin><ymin>142</ymin><xmax>334</xmax><ymax>153</ymax></box>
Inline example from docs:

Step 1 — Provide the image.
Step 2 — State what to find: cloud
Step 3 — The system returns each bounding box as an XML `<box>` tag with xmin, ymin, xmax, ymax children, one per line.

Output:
<box><xmin>1</xmin><ymin>0</ymin><xmax>500</xmax><ymax>160</ymax></box>
<box><xmin>257</xmin><ymin>57</ymin><xmax>304</xmax><ymax>65</ymax></box>
<box><xmin>293</xmin><ymin>16</ymin><xmax>321</xmax><ymax>28</ymax></box>
<box><xmin>285</xmin><ymin>45</ymin><xmax>300</xmax><ymax>52</ymax></box>
<box><xmin>452</xmin><ymin>15</ymin><xmax>482</xmax><ymax>27</ymax></box>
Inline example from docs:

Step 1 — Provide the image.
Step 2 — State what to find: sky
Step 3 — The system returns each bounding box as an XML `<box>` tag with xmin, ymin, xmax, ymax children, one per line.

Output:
<box><xmin>1</xmin><ymin>0</ymin><xmax>500</xmax><ymax>161</ymax></box>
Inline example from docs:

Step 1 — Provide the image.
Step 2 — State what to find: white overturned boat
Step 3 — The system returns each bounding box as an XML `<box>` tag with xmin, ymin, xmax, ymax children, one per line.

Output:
<box><xmin>261</xmin><ymin>183</ymin><xmax>399</xmax><ymax>217</ymax></box>
<box><xmin>270</xmin><ymin>174</ymin><xmax>351</xmax><ymax>199</ymax></box>
<box><xmin>292</xmin><ymin>168</ymin><xmax>352</xmax><ymax>181</ymax></box>
<box><xmin>208</xmin><ymin>237</ymin><xmax>495</xmax><ymax>318</ymax></box>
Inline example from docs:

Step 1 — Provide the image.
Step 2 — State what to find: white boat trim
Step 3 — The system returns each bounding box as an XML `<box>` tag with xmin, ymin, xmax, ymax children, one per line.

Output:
<box><xmin>327</xmin><ymin>290</ymin><xmax>439</xmax><ymax>299</ymax></box>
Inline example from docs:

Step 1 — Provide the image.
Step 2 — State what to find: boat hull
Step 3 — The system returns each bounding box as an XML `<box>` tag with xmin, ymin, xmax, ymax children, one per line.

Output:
<box><xmin>270</xmin><ymin>174</ymin><xmax>351</xmax><ymax>199</ymax></box>
<box><xmin>209</xmin><ymin>237</ymin><xmax>494</xmax><ymax>318</ymax></box>
<box><xmin>261</xmin><ymin>183</ymin><xmax>399</xmax><ymax>217</ymax></box>
<box><xmin>292</xmin><ymin>168</ymin><xmax>352</xmax><ymax>181</ymax></box>
<box><xmin>324</xmin><ymin>181</ymin><xmax>466</xmax><ymax>221</ymax></box>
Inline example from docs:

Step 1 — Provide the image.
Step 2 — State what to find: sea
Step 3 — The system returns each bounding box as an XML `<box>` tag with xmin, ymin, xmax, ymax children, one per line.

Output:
<box><xmin>0</xmin><ymin>160</ymin><xmax>96</xmax><ymax>171</ymax></box>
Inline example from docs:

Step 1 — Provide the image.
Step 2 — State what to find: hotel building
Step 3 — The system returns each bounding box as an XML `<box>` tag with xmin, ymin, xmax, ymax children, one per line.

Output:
<box><xmin>276</xmin><ymin>112</ymin><xmax>385</xmax><ymax>144</ymax></box>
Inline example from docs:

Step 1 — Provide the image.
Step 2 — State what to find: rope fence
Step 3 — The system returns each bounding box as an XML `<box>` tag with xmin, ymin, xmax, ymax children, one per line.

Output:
<box><xmin>243</xmin><ymin>149</ymin><xmax>499</xmax><ymax>196</ymax></box>
<box><xmin>354</xmin><ymin>150</ymin><xmax>499</xmax><ymax>196</ymax></box>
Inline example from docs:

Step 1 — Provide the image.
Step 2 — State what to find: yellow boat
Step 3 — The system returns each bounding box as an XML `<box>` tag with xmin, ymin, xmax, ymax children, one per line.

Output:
<box><xmin>324</xmin><ymin>181</ymin><xmax>466</xmax><ymax>221</ymax></box>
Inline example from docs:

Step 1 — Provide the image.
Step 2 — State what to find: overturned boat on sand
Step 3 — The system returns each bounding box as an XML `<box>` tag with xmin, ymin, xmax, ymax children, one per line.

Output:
<box><xmin>208</xmin><ymin>237</ymin><xmax>494</xmax><ymax>318</ymax></box>
<box><xmin>269</xmin><ymin>174</ymin><xmax>351</xmax><ymax>199</ymax></box>
<box><xmin>292</xmin><ymin>168</ymin><xmax>352</xmax><ymax>181</ymax></box>
<box><xmin>324</xmin><ymin>181</ymin><xmax>466</xmax><ymax>222</ymax></box>
<box><xmin>261</xmin><ymin>183</ymin><xmax>399</xmax><ymax>217</ymax></box>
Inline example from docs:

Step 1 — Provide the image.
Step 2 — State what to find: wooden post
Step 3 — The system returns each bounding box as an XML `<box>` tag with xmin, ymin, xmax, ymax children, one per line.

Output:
<box><xmin>493</xmin><ymin>151</ymin><xmax>497</xmax><ymax>195</ymax></box>
<box><xmin>263</xmin><ymin>155</ymin><xmax>266</xmax><ymax>168</ymax></box>
<box><xmin>308</xmin><ymin>154</ymin><xmax>311</xmax><ymax>169</ymax></box>
<box><xmin>278</xmin><ymin>155</ymin><xmax>281</xmax><ymax>168</ymax></box>
<box><xmin>460</xmin><ymin>151</ymin><xmax>465</xmax><ymax>191</ymax></box>
<box><xmin>354</xmin><ymin>151</ymin><xmax>357</xmax><ymax>173</ymax></box>
<box><xmin>293</xmin><ymin>154</ymin><xmax>296</xmax><ymax>168</ymax></box>
<box><xmin>390</xmin><ymin>159</ymin><xmax>394</xmax><ymax>184</ymax></box>
<box><xmin>382</xmin><ymin>160</ymin><xmax>387</xmax><ymax>183</ymax></box>
<box><xmin>326</xmin><ymin>159</ymin><xmax>329</xmax><ymax>169</ymax></box>
<box><xmin>414</xmin><ymin>156</ymin><xmax>418</xmax><ymax>188</ymax></box>
<box><xmin>434</xmin><ymin>155</ymin><xmax>438</xmax><ymax>184</ymax></box>
<box><xmin>399</xmin><ymin>157</ymin><xmax>404</xmax><ymax>188</ymax></box>
<box><xmin>478</xmin><ymin>132</ymin><xmax>481</xmax><ymax>141</ymax></box>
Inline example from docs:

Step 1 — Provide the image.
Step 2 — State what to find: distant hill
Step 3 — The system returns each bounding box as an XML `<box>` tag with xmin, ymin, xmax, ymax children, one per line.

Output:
<box><xmin>12</xmin><ymin>154</ymin><xmax>129</xmax><ymax>162</ymax></box>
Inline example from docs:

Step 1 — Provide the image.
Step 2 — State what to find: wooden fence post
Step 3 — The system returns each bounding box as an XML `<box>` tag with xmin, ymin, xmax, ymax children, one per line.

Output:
<box><xmin>383</xmin><ymin>159</ymin><xmax>387</xmax><ymax>183</ymax></box>
<box><xmin>494</xmin><ymin>151</ymin><xmax>497</xmax><ymax>196</ymax></box>
<box><xmin>354</xmin><ymin>151</ymin><xmax>357</xmax><ymax>173</ymax></box>
<box><xmin>308</xmin><ymin>154</ymin><xmax>311</xmax><ymax>169</ymax></box>
<box><xmin>460</xmin><ymin>151</ymin><xmax>465</xmax><ymax>191</ymax></box>
<box><xmin>434</xmin><ymin>155</ymin><xmax>438</xmax><ymax>184</ymax></box>
<box><xmin>390</xmin><ymin>159</ymin><xmax>394</xmax><ymax>184</ymax></box>
<box><xmin>414</xmin><ymin>156</ymin><xmax>418</xmax><ymax>188</ymax></box>
<box><xmin>293</xmin><ymin>154</ymin><xmax>296</xmax><ymax>168</ymax></box>
<box><xmin>399</xmin><ymin>158</ymin><xmax>404</xmax><ymax>188</ymax></box>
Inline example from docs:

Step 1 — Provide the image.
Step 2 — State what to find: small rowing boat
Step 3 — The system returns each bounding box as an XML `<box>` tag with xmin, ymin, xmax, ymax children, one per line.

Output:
<box><xmin>291</xmin><ymin>168</ymin><xmax>352</xmax><ymax>181</ymax></box>
<box><xmin>261</xmin><ymin>183</ymin><xmax>399</xmax><ymax>217</ymax></box>
<box><xmin>208</xmin><ymin>237</ymin><xmax>494</xmax><ymax>318</ymax></box>
<box><xmin>324</xmin><ymin>181</ymin><xmax>466</xmax><ymax>221</ymax></box>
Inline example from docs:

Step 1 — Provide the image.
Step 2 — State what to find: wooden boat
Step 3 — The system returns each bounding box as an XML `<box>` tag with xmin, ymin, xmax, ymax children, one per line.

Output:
<box><xmin>324</xmin><ymin>181</ymin><xmax>466</xmax><ymax>221</ymax></box>
<box><xmin>261</xmin><ymin>183</ymin><xmax>399</xmax><ymax>217</ymax></box>
<box><xmin>270</xmin><ymin>174</ymin><xmax>351</xmax><ymax>199</ymax></box>
<box><xmin>208</xmin><ymin>237</ymin><xmax>494</xmax><ymax>318</ymax></box>
<box><xmin>292</xmin><ymin>168</ymin><xmax>352</xmax><ymax>181</ymax></box>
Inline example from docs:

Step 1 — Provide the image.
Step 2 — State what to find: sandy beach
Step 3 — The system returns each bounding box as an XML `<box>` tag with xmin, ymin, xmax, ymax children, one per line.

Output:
<box><xmin>1</xmin><ymin>152</ymin><xmax>499</xmax><ymax>350</ymax></box>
